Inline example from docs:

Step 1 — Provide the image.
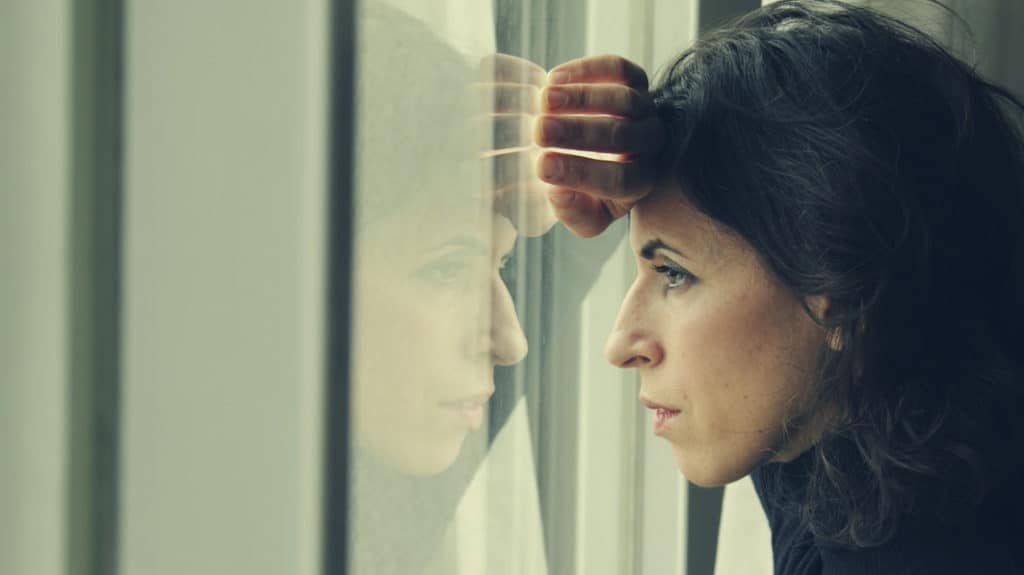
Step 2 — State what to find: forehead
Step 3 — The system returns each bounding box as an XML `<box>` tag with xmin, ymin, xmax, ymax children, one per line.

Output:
<box><xmin>362</xmin><ymin>198</ymin><xmax>517</xmax><ymax>261</ymax></box>
<box><xmin>629</xmin><ymin>179</ymin><xmax>731</xmax><ymax>261</ymax></box>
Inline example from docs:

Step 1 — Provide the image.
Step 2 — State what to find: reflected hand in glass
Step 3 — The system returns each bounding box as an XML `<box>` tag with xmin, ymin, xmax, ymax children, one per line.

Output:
<box><xmin>478</xmin><ymin>53</ymin><xmax>557</xmax><ymax>237</ymax></box>
<box><xmin>353</xmin><ymin>34</ymin><xmax>541</xmax><ymax>476</ymax></box>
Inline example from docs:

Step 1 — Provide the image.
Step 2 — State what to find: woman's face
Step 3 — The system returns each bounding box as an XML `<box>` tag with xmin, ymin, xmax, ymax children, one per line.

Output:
<box><xmin>605</xmin><ymin>179</ymin><xmax>829</xmax><ymax>486</ymax></box>
<box><xmin>353</xmin><ymin>213</ymin><xmax>526</xmax><ymax>475</ymax></box>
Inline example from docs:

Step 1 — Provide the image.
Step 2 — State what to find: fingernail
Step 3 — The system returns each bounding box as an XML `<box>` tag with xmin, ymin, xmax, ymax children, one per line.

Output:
<box><xmin>549</xmin><ymin>70</ymin><xmax>570</xmax><ymax>84</ymax></box>
<box><xmin>541</xmin><ymin>155</ymin><xmax>563</xmax><ymax>181</ymax></box>
<box><xmin>546</xmin><ymin>88</ymin><xmax>569</xmax><ymax>110</ymax></box>
<box><xmin>540</xmin><ymin>118</ymin><xmax>563</xmax><ymax>143</ymax></box>
<box><xmin>549</xmin><ymin>188</ymin><xmax>574</xmax><ymax>207</ymax></box>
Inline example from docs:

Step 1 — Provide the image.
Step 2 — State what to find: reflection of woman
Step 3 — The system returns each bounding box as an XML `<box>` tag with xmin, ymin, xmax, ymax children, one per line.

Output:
<box><xmin>353</xmin><ymin>6</ymin><xmax>527</xmax><ymax>479</ymax></box>
<box><xmin>536</xmin><ymin>1</ymin><xmax>1023</xmax><ymax>571</ymax></box>
<box><xmin>355</xmin><ymin>208</ymin><xmax>525</xmax><ymax>475</ymax></box>
<box><xmin>350</xmin><ymin>6</ymin><xmax>531</xmax><ymax>574</ymax></box>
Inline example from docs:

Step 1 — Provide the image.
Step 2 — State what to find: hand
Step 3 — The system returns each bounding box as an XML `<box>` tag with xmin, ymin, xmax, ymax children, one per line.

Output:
<box><xmin>534</xmin><ymin>55</ymin><xmax>665</xmax><ymax>237</ymax></box>
<box><xmin>478</xmin><ymin>54</ymin><xmax>558</xmax><ymax>237</ymax></box>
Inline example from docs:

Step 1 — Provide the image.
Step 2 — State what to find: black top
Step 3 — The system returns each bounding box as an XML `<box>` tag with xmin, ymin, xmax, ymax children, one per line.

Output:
<box><xmin>751</xmin><ymin>448</ymin><xmax>1024</xmax><ymax>574</ymax></box>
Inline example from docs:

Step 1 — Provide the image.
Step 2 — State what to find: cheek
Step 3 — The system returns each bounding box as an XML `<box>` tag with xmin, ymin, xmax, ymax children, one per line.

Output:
<box><xmin>358</xmin><ymin>272</ymin><xmax>482</xmax><ymax>353</ymax></box>
<box><xmin>352</xmin><ymin>283</ymin><xmax>443</xmax><ymax>444</ymax></box>
<box><xmin>688</xmin><ymin>285</ymin><xmax>816</xmax><ymax>404</ymax></box>
<box><xmin>663</xmin><ymin>288</ymin><xmax>822</xmax><ymax>484</ymax></box>
<box><xmin>351</xmin><ymin>279</ymin><xmax>482</xmax><ymax>474</ymax></box>
<box><xmin>671</xmin><ymin>302</ymin><xmax>788</xmax><ymax>429</ymax></box>
<box><xmin>353</xmin><ymin>270</ymin><xmax>500</xmax><ymax>421</ymax></box>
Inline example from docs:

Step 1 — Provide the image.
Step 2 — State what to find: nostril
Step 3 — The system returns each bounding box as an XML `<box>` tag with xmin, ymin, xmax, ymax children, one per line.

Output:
<box><xmin>605</xmin><ymin>334</ymin><xmax>661</xmax><ymax>369</ymax></box>
<box><xmin>622</xmin><ymin>355</ymin><xmax>652</xmax><ymax>368</ymax></box>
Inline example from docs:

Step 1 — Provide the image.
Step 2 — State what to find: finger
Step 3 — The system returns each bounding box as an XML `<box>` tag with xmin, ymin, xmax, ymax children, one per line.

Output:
<box><xmin>487</xmin><ymin>114</ymin><xmax>534</xmax><ymax>150</ymax></box>
<box><xmin>486</xmin><ymin>148</ymin><xmax>537</xmax><ymax>193</ymax></box>
<box><xmin>547</xmin><ymin>188</ymin><xmax>618</xmax><ymax>238</ymax></box>
<box><xmin>537</xmin><ymin>151</ymin><xmax>654</xmax><ymax>201</ymax></box>
<box><xmin>480</xmin><ymin>53</ymin><xmax>547</xmax><ymax>86</ymax></box>
<box><xmin>535</xmin><ymin>115</ymin><xmax>665</xmax><ymax>156</ymax></box>
<box><xmin>547</xmin><ymin>55</ymin><xmax>649</xmax><ymax>91</ymax></box>
<box><xmin>479</xmin><ymin>83</ymin><xmax>541</xmax><ymax>114</ymax></box>
<box><xmin>541</xmin><ymin>84</ymin><xmax>652</xmax><ymax>117</ymax></box>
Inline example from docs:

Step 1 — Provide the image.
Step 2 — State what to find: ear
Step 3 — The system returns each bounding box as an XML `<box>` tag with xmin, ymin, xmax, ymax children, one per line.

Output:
<box><xmin>806</xmin><ymin>295</ymin><xmax>844</xmax><ymax>351</ymax></box>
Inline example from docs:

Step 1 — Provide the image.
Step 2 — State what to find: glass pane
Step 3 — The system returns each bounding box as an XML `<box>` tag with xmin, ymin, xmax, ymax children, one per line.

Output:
<box><xmin>349</xmin><ymin>3</ymin><xmax>547</xmax><ymax>573</ymax></box>
<box><xmin>348</xmin><ymin>1</ymin><xmax>681</xmax><ymax>573</ymax></box>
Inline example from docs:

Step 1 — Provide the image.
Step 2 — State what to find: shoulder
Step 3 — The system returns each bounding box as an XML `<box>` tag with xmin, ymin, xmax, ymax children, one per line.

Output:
<box><xmin>751</xmin><ymin>455</ymin><xmax>1024</xmax><ymax>575</ymax></box>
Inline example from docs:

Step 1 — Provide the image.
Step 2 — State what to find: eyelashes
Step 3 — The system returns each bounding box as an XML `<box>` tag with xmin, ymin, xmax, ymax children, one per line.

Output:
<box><xmin>414</xmin><ymin>257</ymin><xmax>472</xmax><ymax>287</ymax></box>
<box><xmin>414</xmin><ymin>253</ymin><xmax>515</xmax><ymax>289</ymax></box>
<box><xmin>651</xmin><ymin>263</ymin><xmax>697</xmax><ymax>290</ymax></box>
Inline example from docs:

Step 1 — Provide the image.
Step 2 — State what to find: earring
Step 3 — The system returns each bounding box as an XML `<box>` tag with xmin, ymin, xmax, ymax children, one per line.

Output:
<box><xmin>827</xmin><ymin>327</ymin><xmax>844</xmax><ymax>351</ymax></box>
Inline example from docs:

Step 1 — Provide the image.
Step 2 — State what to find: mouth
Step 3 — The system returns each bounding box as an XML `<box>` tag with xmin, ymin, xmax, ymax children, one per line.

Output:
<box><xmin>640</xmin><ymin>395</ymin><xmax>681</xmax><ymax>435</ymax></box>
<box><xmin>438</xmin><ymin>390</ymin><xmax>493</xmax><ymax>431</ymax></box>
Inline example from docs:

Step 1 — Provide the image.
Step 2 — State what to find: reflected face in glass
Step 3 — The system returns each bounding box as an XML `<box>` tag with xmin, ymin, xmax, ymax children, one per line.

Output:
<box><xmin>353</xmin><ymin>213</ymin><xmax>526</xmax><ymax>476</ymax></box>
<box><xmin>605</xmin><ymin>179</ymin><xmax>829</xmax><ymax>487</ymax></box>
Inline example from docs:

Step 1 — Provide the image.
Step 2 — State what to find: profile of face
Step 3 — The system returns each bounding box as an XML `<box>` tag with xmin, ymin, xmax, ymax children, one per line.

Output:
<box><xmin>605</xmin><ymin>179</ymin><xmax>831</xmax><ymax>486</ymax></box>
<box><xmin>353</xmin><ymin>209</ymin><xmax>527</xmax><ymax>476</ymax></box>
<box><xmin>350</xmin><ymin>3</ymin><xmax>540</xmax><ymax>476</ymax></box>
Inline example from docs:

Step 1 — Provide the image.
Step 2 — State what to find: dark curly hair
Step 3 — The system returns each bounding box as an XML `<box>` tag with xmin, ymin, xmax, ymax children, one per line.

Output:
<box><xmin>650</xmin><ymin>0</ymin><xmax>1024</xmax><ymax>548</ymax></box>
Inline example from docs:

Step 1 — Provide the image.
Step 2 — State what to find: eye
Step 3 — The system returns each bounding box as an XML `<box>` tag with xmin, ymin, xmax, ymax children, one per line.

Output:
<box><xmin>414</xmin><ymin>257</ymin><xmax>471</xmax><ymax>287</ymax></box>
<box><xmin>652</xmin><ymin>263</ymin><xmax>696</xmax><ymax>290</ymax></box>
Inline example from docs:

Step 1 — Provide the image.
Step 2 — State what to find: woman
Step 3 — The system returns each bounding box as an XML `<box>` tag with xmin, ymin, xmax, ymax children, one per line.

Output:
<box><xmin>535</xmin><ymin>0</ymin><xmax>1024</xmax><ymax>572</ymax></box>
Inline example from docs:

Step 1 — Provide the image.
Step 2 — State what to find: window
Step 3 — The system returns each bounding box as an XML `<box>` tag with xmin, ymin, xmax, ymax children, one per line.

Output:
<box><xmin>346</xmin><ymin>1</ymin><xmax>753</xmax><ymax>574</ymax></box>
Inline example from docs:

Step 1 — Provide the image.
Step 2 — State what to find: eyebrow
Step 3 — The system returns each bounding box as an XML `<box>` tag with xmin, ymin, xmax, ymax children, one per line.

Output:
<box><xmin>420</xmin><ymin>235</ymin><xmax>489</xmax><ymax>256</ymax></box>
<box><xmin>640</xmin><ymin>238</ymin><xmax>688</xmax><ymax>261</ymax></box>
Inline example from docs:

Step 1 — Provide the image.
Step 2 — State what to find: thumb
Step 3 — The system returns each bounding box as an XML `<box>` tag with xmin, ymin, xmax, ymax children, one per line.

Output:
<box><xmin>547</xmin><ymin>188</ymin><xmax>620</xmax><ymax>238</ymax></box>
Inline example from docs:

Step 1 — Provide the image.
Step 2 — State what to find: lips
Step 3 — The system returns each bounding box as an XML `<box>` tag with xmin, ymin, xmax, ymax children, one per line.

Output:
<box><xmin>640</xmin><ymin>395</ymin><xmax>681</xmax><ymax>435</ymax></box>
<box><xmin>439</xmin><ymin>391</ymin><xmax>493</xmax><ymax>409</ymax></box>
<box><xmin>438</xmin><ymin>390</ymin><xmax>493</xmax><ymax>431</ymax></box>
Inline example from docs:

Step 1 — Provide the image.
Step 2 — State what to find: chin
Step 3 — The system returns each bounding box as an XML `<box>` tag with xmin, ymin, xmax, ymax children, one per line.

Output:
<box><xmin>672</xmin><ymin>445</ymin><xmax>757</xmax><ymax>487</ymax></box>
<box><xmin>394</xmin><ymin>433</ymin><xmax>469</xmax><ymax>477</ymax></box>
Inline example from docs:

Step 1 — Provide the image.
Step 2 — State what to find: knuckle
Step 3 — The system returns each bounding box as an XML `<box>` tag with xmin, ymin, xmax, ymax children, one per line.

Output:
<box><xmin>626</xmin><ymin>88</ymin><xmax>645</xmax><ymax>116</ymax></box>
<box><xmin>611</xmin><ymin>55</ymin><xmax>629</xmax><ymax>79</ymax></box>
<box><xmin>566</xmin><ymin>118</ymin><xmax>582</xmax><ymax>144</ymax></box>
<box><xmin>609</xmin><ymin>163</ymin><xmax>625</xmax><ymax>191</ymax></box>
<box><xmin>565</xmin><ymin>156</ymin><xmax>584</xmax><ymax>186</ymax></box>
<box><xmin>577</xmin><ymin>85</ymin><xmax>592</xmax><ymax>109</ymax></box>
<box><xmin>622</xmin><ymin>163</ymin><xmax>647</xmax><ymax>192</ymax></box>
<box><xmin>620</xmin><ymin>164</ymin><xmax>635</xmax><ymax>190</ymax></box>
<box><xmin>616</xmin><ymin>86</ymin><xmax>633</xmax><ymax>114</ymax></box>
<box><xmin>607</xmin><ymin>119</ymin><xmax>625</xmax><ymax>151</ymax></box>
<box><xmin>525</xmin><ymin>85</ymin><xmax>540</xmax><ymax>112</ymax></box>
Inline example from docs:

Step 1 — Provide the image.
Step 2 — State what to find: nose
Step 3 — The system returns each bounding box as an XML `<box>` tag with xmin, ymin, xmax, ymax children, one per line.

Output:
<box><xmin>604</xmin><ymin>281</ymin><xmax>663</xmax><ymax>369</ymax></box>
<box><xmin>490</xmin><ymin>277</ymin><xmax>528</xmax><ymax>365</ymax></box>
